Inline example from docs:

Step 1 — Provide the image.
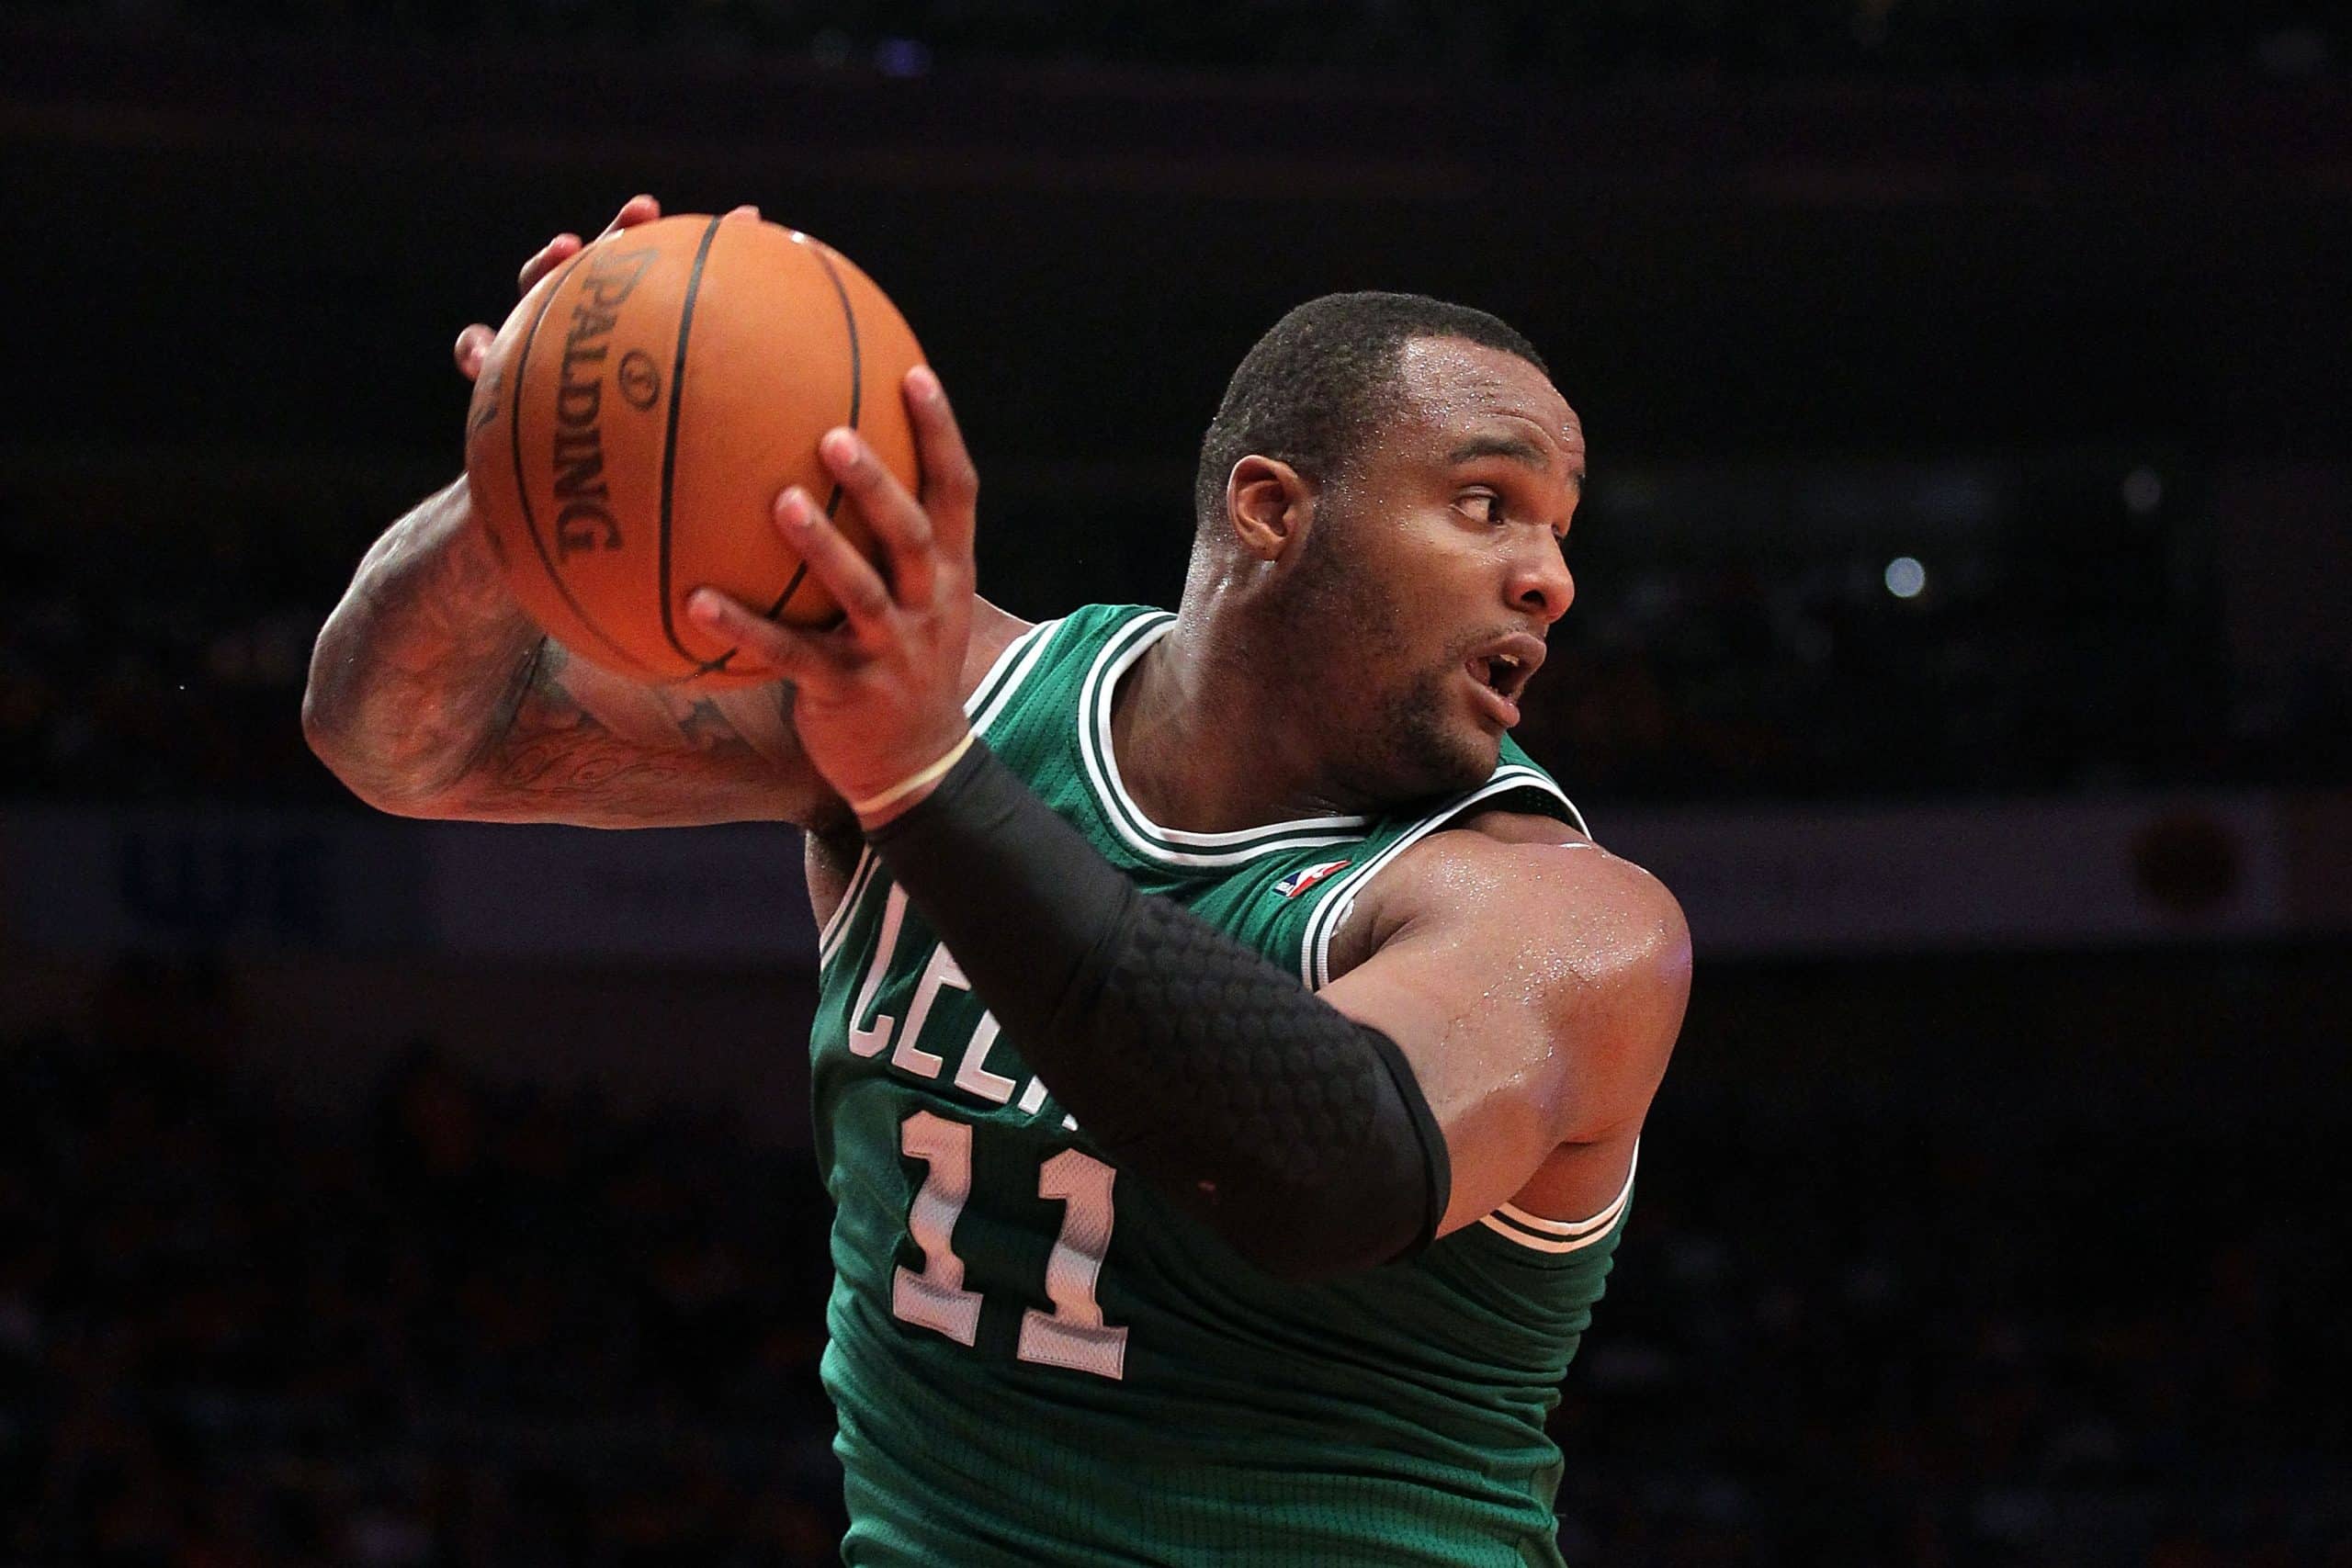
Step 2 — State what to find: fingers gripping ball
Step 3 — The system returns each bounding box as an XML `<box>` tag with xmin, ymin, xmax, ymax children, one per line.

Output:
<box><xmin>464</xmin><ymin>215</ymin><xmax>926</xmax><ymax>687</ymax></box>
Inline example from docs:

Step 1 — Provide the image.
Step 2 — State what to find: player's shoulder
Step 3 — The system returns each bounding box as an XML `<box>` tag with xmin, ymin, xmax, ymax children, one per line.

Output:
<box><xmin>1342</xmin><ymin>804</ymin><xmax>1687</xmax><ymax>976</ymax></box>
<box><xmin>1426</xmin><ymin>806</ymin><xmax>1678</xmax><ymax>914</ymax></box>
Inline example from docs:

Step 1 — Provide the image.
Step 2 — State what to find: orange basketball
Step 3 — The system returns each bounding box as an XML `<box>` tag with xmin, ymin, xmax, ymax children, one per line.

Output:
<box><xmin>463</xmin><ymin>215</ymin><xmax>925</xmax><ymax>688</ymax></box>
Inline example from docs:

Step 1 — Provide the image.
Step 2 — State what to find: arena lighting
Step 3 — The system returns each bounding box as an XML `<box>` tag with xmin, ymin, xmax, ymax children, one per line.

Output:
<box><xmin>875</xmin><ymin>38</ymin><xmax>933</xmax><ymax>76</ymax></box>
<box><xmin>1884</xmin><ymin>557</ymin><xmax>1928</xmax><ymax>599</ymax></box>
<box><xmin>2123</xmin><ymin>468</ymin><xmax>2165</xmax><ymax>515</ymax></box>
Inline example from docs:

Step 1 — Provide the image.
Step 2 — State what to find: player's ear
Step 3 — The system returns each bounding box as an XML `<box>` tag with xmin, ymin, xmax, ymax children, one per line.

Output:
<box><xmin>1225</xmin><ymin>455</ymin><xmax>1313</xmax><ymax>562</ymax></box>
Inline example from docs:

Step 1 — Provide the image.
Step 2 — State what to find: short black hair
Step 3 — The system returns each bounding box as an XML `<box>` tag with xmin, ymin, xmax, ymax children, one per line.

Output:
<box><xmin>1193</xmin><ymin>291</ymin><xmax>1550</xmax><ymax>532</ymax></box>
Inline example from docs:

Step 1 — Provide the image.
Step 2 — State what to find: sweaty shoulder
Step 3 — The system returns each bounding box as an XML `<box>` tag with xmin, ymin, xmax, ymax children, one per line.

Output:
<box><xmin>1329</xmin><ymin>807</ymin><xmax>1689</xmax><ymax>1117</ymax></box>
<box><xmin>1328</xmin><ymin>807</ymin><xmax>1675</xmax><ymax>974</ymax></box>
<box><xmin>1314</xmin><ymin>802</ymin><xmax>1690</xmax><ymax>1227</ymax></box>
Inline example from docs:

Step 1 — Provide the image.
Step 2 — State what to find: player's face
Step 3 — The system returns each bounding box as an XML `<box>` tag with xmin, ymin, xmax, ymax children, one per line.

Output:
<box><xmin>1294</xmin><ymin>338</ymin><xmax>1583</xmax><ymax>802</ymax></box>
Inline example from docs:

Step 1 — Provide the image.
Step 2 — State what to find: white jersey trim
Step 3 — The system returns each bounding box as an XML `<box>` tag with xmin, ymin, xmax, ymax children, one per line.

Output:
<box><xmin>816</xmin><ymin>848</ymin><xmax>882</xmax><ymax>968</ymax></box>
<box><xmin>1476</xmin><ymin>1143</ymin><xmax>1639</xmax><ymax>1255</ymax></box>
<box><xmin>968</xmin><ymin>617</ymin><xmax>1063</xmax><ymax>738</ymax></box>
<box><xmin>1078</xmin><ymin>611</ymin><xmax>1374</xmax><ymax>869</ymax></box>
<box><xmin>1300</xmin><ymin>764</ymin><xmax>1589</xmax><ymax>989</ymax></box>
<box><xmin>815</xmin><ymin>617</ymin><xmax>1061</xmax><ymax>969</ymax></box>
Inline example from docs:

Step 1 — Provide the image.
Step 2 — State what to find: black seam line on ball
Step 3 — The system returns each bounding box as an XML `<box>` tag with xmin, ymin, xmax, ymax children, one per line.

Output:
<box><xmin>765</xmin><ymin>241</ymin><xmax>863</xmax><ymax>625</ymax></box>
<box><xmin>762</xmin><ymin>561</ymin><xmax>810</xmax><ymax>620</ymax></box>
<box><xmin>507</xmin><ymin>247</ymin><xmax>666</xmax><ymax>681</ymax></box>
<box><xmin>657</xmin><ymin>216</ymin><xmax>736</xmax><ymax>676</ymax></box>
<box><xmin>807</xmin><ymin>239</ymin><xmax>864</xmax><ymax>527</ymax></box>
<box><xmin>767</xmin><ymin>241</ymin><xmax>863</xmax><ymax>622</ymax></box>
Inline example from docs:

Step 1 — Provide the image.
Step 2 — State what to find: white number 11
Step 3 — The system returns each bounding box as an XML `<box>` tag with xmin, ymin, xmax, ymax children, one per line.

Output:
<box><xmin>891</xmin><ymin>1110</ymin><xmax>1129</xmax><ymax>1381</ymax></box>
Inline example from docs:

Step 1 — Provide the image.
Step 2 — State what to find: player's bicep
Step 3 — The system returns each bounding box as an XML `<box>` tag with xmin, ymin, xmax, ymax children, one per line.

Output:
<box><xmin>1318</xmin><ymin>840</ymin><xmax>1691</xmax><ymax>1235</ymax></box>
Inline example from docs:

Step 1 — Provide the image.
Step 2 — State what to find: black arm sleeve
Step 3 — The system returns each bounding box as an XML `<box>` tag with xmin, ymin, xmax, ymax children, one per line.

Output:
<box><xmin>865</xmin><ymin>739</ymin><xmax>1450</xmax><ymax>1281</ymax></box>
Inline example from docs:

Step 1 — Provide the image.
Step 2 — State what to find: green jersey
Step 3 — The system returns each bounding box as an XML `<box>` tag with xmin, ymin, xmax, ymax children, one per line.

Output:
<box><xmin>810</xmin><ymin>605</ymin><xmax>1634</xmax><ymax>1566</ymax></box>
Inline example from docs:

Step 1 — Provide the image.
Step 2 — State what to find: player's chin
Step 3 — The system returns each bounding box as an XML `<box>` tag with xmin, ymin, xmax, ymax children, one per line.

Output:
<box><xmin>1374</xmin><ymin>676</ymin><xmax>1500</xmax><ymax>799</ymax></box>
<box><xmin>1453</xmin><ymin>724</ymin><xmax>1505</xmax><ymax>783</ymax></box>
<box><xmin>1411</xmin><ymin>712</ymin><xmax>1502</xmax><ymax>796</ymax></box>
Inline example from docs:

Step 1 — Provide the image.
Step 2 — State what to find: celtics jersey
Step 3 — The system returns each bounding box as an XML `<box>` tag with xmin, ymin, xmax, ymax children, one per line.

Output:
<box><xmin>809</xmin><ymin>605</ymin><xmax>1634</xmax><ymax>1567</ymax></box>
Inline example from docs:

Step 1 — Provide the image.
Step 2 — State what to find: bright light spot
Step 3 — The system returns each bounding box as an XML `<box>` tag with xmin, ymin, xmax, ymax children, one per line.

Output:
<box><xmin>2122</xmin><ymin>468</ymin><xmax>2164</xmax><ymax>515</ymax></box>
<box><xmin>1884</xmin><ymin>557</ymin><xmax>1927</xmax><ymax>599</ymax></box>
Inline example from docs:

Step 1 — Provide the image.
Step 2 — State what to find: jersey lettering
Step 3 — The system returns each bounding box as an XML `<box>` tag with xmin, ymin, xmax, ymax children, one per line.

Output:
<box><xmin>891</xmin><ymin>1110</ymin><xmax>984</xmax><ymax>1345</ymax></box>
<box><xmin>954</xmin><ymin>1013</ymin><xmax>1016</xmax><ymax>1104</ymax></box>
<box><xmin>888</xmin><ymin>1108</ymin><xmax>1127</xmax><ymax>1380</ymax></box>
<box><xmin>846</xmin><ymin>884</ymin><xmax>911</xmax><ymax>1058</ymax></box>
<box><xmin>1019</xmin><ymin>1146</ymin><xmax>1127</xmax><ymax>1379</ymax></box>
<box><xmin>888</xmin><ymin>943</ymin><xmax>963</xmax><ymax>1079</ymax></box>
<box><xmin>843</xmin><ymin>921</ymin><xmax>1043</xmax><ymax>1118</ymax></box>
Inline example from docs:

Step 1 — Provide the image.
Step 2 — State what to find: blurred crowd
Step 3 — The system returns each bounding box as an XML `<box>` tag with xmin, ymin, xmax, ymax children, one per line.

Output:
<box><xmin>0</xmin><ymin>488</ymin><xmax>337</xmax><ymax>804</ymax></box>
<box><xmin>4</xmin><ymin>954</ymin><xmax>2345</xmax><ymax>1564</ymax></box>
<box><xmin>0</xmin><ymin>958</ymin><xmax>846</xmax><ymax>1566</ymax></box>
<box><xmin>1518</xmin><ymin>552</ymin><xmax>2350</xmax><ymax>804</ymax></box>
<box><xmin>1552</xmin><ymin>1094</ymin><xmax>2351</xmax><ymax>1564</ymax></box>
<box><xmin>26</xmin><ymin>0</ymin><xmax>2345</xmax><ymax>80</ymax></box>
<box><xmin>4</xmin><ymin>475</ymin><xmax>2345</xmax><ymax>807</ymax></box>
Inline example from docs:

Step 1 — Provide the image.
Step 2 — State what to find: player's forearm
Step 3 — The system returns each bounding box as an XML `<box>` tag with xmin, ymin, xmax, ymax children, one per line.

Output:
<box><xmin>303</xmin><ymin>478</ymin><xmax>543</xmax><ymax>812</ymax></box>
<box><xmin>868</xmin><ymin>742</ymin><xmax>1449</xmax><ymax>1282</ymax></box>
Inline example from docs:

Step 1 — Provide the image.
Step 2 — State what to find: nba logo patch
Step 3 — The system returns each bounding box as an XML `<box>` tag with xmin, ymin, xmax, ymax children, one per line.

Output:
<box><xmin>1275</xmin><ymin>860</ymin><xmax>1351</xmax><ymax>899</ymax></box>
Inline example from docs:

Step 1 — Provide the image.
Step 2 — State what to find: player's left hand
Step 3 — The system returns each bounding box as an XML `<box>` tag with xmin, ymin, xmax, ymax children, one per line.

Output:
<box><xmin>684</xmin><ymin>365</ymin><xmax>978</xmax><ymax>826</ymax></box>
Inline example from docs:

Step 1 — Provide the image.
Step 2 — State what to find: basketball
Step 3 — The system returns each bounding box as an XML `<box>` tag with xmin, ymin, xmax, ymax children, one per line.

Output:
<box><xmin>463</xmin><ymin>214</ymin><xmax>926</xmax><ymax>687</ymax></box>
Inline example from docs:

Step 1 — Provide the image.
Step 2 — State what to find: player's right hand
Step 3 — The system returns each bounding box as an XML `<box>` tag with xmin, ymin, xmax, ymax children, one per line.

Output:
<box><xmin>450</xmin><ymin>196</ymin><xmax>762</xmax><ymax>382</ymax></box>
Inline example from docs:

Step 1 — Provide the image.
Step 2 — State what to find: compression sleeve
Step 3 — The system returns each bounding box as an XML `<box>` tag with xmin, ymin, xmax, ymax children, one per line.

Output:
<box><xmin>865</xmin><ymin>739</ymin><xmax>1450</xmax><ymax>1281</ymax></box>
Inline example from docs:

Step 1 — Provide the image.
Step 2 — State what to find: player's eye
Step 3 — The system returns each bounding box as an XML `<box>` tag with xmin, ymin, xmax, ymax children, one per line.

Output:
<box><xmin>1457</xmin><ymin>490</ymin><xmax>1502</xmax><ymax>525</ymax></box>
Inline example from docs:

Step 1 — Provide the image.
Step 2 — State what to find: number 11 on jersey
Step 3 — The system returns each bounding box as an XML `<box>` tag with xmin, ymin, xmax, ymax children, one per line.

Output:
<box><xmin>892</xmin><ymin>1109</ymin><xmax>1130</xmax><ymax>1381</ymax></box>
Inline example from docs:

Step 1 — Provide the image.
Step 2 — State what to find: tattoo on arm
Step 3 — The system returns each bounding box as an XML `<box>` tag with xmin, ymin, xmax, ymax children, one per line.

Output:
<box><xmin>308</xmin><ymin>480</ymin><xmax>831</xmax><ymax>827</ymax></box>
<box><xmin>469</xmin><ymin>640</ymin><xmax>826</xmax><ymax>826</ymax></box>
<box><xmin>306</xmin><ymin>480</ymin><xmax>542</xmax><ymax>805</ymax></box>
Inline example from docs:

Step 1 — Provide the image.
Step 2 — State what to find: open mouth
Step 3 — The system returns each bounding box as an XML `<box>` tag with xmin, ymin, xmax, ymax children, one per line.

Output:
<box><xmin>1464</xmin><ymin>634</ymin><xmax>1546</xmax><ymax>705</ymax></box>
<box><xmin>1467</xmin><ymin>652</ymin><xmax>1530</xmax><ymax>703</ymax></box>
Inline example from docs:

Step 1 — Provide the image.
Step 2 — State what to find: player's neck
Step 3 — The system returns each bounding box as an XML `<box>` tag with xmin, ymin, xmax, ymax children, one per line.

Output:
<box><xmin>1109</xmin><ymin>612</ymin><xmax>1363</xmax><ymax>833</ymax></box>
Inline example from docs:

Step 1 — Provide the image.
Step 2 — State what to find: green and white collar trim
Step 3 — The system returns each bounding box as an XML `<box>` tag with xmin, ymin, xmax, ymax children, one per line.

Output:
<box><xmin>1076</xmin><ymin>611</ymin><xmax>1374</xmax><ymax>871</ymax></box>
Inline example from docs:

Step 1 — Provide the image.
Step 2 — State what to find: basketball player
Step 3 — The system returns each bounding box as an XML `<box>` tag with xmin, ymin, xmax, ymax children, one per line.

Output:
<box><xmin>306</xmin><ymin>197</ymin><xmax>1690</xmax><ymax>1564</ymax></box>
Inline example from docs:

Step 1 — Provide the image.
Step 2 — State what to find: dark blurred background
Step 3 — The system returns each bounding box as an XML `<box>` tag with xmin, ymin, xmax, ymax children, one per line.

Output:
<box><xmin>4</xmin><ymin>2</ymin><xmax>2351</xmax><ymax>1563</ymax></box>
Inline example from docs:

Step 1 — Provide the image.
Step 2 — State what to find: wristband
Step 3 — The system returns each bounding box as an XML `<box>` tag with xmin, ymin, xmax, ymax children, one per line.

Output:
<box><xmin>850</xmin><ymin>730</ymin><xmax>977</xmax><ymax>818</ymax></box>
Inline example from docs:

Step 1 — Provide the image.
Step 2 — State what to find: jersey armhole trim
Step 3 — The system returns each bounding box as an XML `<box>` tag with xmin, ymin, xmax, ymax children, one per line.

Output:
<box><xmin>1475</xmin><ymin>1142</ymin><xmax>1638</xmax><ymax>1255</ymax></box>
<box><xmin>816</xmin><ymin>846</ymin><xmax>883</xmax><ymax>967</ymax></box>
<box><xmin>1300</xmin><ymin>763</ymin><xmax>1589</xmax><ymax>989</ymax></box>
<box><xmin>967</xmin><ymin>616</ymin><xmax>1063</xmax><ymax>735</ymax></box>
